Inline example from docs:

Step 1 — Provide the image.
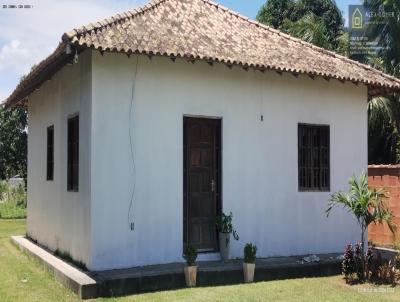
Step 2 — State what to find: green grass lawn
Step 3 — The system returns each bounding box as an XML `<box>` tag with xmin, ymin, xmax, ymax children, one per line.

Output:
<box><xmin>1</xmin><ymin>219</ymin><xmax>399</xmax><ymax>302</ymax></box>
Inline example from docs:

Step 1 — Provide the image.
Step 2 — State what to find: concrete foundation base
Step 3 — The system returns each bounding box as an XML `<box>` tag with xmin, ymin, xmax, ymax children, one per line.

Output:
<box><xmin>11</xmin><ymin>235</ymin><xmax>342</xmax><ymax>299</ymax></box>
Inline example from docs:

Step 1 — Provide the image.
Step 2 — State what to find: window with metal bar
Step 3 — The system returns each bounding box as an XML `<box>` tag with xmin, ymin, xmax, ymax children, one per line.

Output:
<box><xmin>46</xmin><ymin>125</ymin><xmax>54</xmax><ymax>181</ymax></box>
<box><xmin>67</xmin><ymin>115</ymin><xmax>79</xmax><ymax>192</ymax></box>
<box><xmin>298</xmin><ymin>124</ymin><xmax>330</xmax><ymax>191</ymax></box>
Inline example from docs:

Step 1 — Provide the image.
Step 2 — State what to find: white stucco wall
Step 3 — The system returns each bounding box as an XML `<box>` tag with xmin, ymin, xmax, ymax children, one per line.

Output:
<box><xmin>27</xmin><ymin>50</ymin><xmax>92</xmax><ymax>265</ymax></box>
<box><xmin>89</xmin><ymin>51</ymin><xmax>367</xmax><ymax>271</ymax></box>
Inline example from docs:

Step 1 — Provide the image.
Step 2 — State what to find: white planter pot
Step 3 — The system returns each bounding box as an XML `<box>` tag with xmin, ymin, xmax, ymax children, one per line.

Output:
<box><xmin>219</xmin><ymin>232</ymin><xmax>230</xmax><ymax>262</ymax></box>
<box><xmin>243</xmin><ymin>263</ymin><xmax>255</xmax><ymax>283</ymax></box>
<box><xmin>184</xmin><ymin>265</ymin><xmax>197</xmax><ymax>287</ymax></box>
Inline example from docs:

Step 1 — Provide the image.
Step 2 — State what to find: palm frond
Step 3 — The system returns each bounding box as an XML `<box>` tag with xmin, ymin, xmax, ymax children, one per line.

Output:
<box><xmin>327</xmin><ymin>172</ymin><xmax>394</xmax><ymax>235</ymax></box>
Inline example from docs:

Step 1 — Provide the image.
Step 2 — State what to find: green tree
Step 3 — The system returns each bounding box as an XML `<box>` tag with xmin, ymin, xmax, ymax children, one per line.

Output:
<box><xmin>362</xmin><ymin>1</ymin><xmax>400</xmax><ymax>164</ymax></box>
<box><xmin>364</xmin><ymin>0</ymin><xmax>400</xmax><ymax>78</ymax></box>
<box><xmin>336</xmin><ymin>32</ymin><xmax>349</xmax><ymax>57</ymax></box>
<box><xmin>294</xmin><ymin>0</ymin><xmax>343</xmax><ymax>49</ymax></box>
<box><xmin>282</xmin><ymin>13</ymin><xmax>331</xmax><ymax>49</ymax></box>
<box><xmin>256</xmin><ymin>0</ymin><xmax>295</xmax><ymax>29</ymax></box>
<box><xmin>327</xmin><ymin>173</ymin><xmax>395</xmax><ymax>279</ymax></box>
<box><xmin>257</xmin><ymin>0</ymin><xmax>344</xmax><ymax>50</ymax></box>
<box><xmin>368</xmin><ymin>98</ymin><xmax>399</xmax><ymax>164</ymax></box>
<box><xmin>0</xmin><ymin>105</ymin><xmax>27</xmax><ymax>180</ymax></box>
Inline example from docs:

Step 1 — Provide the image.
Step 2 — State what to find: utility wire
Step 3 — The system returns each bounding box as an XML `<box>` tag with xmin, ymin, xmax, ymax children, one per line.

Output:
<box><xmin>128</xmin><ymin>56</ymin><xmax>139</xmax><ymax>230</ymax></box>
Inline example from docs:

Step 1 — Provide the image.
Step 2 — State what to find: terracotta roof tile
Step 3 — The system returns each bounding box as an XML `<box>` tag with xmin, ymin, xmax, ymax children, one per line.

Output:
<box><xmin>4</xmin><ymin>0</ymin><xmax>400</xmax><ymax>107</ymax></box>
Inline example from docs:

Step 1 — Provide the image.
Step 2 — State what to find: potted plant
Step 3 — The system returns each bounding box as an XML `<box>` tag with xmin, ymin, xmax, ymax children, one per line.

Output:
<box><xmin>243</xmin><ymin>243</ymin><xmax>257</xmax><ymax>283</ymax></box>
<box><xmin>183</xmin><ymin>245</ymin><xmax>198</xmax><ymax>287</ymax></box>
<box><xmin>216</xmin><ymin>212</ymin><xmax>239</xmax><ymax>262</ymax></box>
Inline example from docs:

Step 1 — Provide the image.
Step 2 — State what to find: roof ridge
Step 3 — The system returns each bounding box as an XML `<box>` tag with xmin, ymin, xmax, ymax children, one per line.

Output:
<box><xmin>62</xmin><ymin>0</ymin><xmax>168</xmax><ymax>41</ymax></box>
<box><xmin>200</xmin><ymin>0</ymin><xmax>399</xmax><ymax>85</ymax></box>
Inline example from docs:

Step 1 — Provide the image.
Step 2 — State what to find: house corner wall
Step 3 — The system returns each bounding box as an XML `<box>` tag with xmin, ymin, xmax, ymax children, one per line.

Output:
<box><xmin>27</xmin><ymin>49</ymin><xmax>92</xmax><ymax>266</ymax></box>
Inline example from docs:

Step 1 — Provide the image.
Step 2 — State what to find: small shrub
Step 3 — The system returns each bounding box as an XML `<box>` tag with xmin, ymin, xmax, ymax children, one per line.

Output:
<box><xmin>343</xmin><ymin>244</ymin><xmax>400</xmax><ymax>285</ymax></box>
<box><xmin>0</xmin><ymin>182</ymin><xmax>27</xmax><ymax>219</ymax></box>
<box><xmin>244</xmin><ymin>243</ymin><xmax>257</xmax><ymax>263</ymax></box>
<box><xmin>354</xmin><ymin>242</ymin><xmax>364</xmax><ymax>281</ymax></box>
<box><xmin>0</xmin><ymin>202</ymin><xmax>26</xmax><ymax>219</ymax></box>
<box><xmin>366</xmin><ymin>247</ymin><xmax>374</xmax><ymax>279</ymax></box>
<box><xmin>393</xmin><ymin>242</ymin><xmax>400</xmax><ymax>269</ymax></box>
<box><xmin>10</xmin><ymin>184</ymin><xmax>27</xmax><ymax>207</ymax></box>
<box><xmin>342</xmin><ymin>244</ymin><xmax>355</xmax><ymax>282</ymax></box>
<box><xmin>183</xmin><ymin>245</ymin><xmax>197</xmax><ymax>266</ymax></box>
<box><xmin>369</xmin><ymin>252</ymin><xmax>383</xmax><ymax>281</ymax></box>
<box><xmin>396</xmin><ymin>254</ymin><xmax>400</xmax><ymax>270</ymax></box>
<box><xmin>0</xmin><ymin>181</ymin><xmax>7</xmax><ymax>199</ymax></box>
<box><xmin>377</xmin><ymin>260</ymin><xmax>398</xmax><ymax>285</ymax></box>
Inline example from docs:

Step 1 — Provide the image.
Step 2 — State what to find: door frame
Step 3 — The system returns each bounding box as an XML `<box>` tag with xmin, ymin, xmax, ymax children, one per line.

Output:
<box><xmin>183</xmin><ymin>115</ymin><xmax>222</xmax><ymax>252</ymax></box>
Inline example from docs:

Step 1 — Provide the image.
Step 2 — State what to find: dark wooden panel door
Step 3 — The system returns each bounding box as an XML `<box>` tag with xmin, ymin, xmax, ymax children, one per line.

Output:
<box><xmin>184</xmin><ymin>117</ymin><xmax>221</xmax><ymax>251</ymax></box>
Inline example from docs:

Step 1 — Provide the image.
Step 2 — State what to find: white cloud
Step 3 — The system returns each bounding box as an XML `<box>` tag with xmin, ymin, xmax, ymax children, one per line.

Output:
<box><xmin>0</xmin><ymin>0</ymin><xmax>146</xmax><ymax>100</ymax></box>
<box><xmin>0</xmin><ymin>40</ymin><xmax>34</xmax><ymax>75</ymax></box>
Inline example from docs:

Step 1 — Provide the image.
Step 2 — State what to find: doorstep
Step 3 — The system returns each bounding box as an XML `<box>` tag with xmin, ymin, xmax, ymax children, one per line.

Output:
<box><xmin>11</xmin><ymin>235</ymin><xmax>342</xmax><ymax>299</ymax></box>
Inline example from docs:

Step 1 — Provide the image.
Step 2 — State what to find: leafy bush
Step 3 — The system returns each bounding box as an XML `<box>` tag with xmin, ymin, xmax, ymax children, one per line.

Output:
<box><xmin>369</xmin><ymin>252</ymin><xmax>384</xmax><ymax>281</ymax></box>
<box><xmin>377</xmin><ymin>260</ymin><xmax>398</xmax><ymax>285</ymax></box>
<box><xmin>0</xmin><ymin>182</ymin><xmax>27</xmax><ymax>219</ymax></box>
<box><xmin>343</xmin><ymin>243</ymin><xmax>400</xmax><ymax>284</ymax></box>
<box><xmin>366</xmin><ymin>247</ymin><xmax>374</xmax><ymax>279</ymax></box>
<box><xmin>183</xmin><ymin>245</ymin><xmax>197</xmax><ymax>266</ymax></box>
<box><xmin>216</xmin><ymin>212</ymin><xmax>239</xmax><ymax>240</ymax></box>
<box><xmin>10</xmin><ymin>184</ymin><xmax>26</xmax><ymax>207</ymax></box>
<box><xmin>244</xmin><ymin>243</ymin><xmax>257</xmax><ymax>264</ymax></box>
<box><xmin>0</xmin><ymin>202</ymin><xmax>26</xmax><ymax>219</ymax></box>
<box><xmin>342</xmin><ymin>244</ymin><xmax>355</xmax><ymax>282</ymax></box>
<box><xmin>393</xmin><ymin>242</ymin><xmax>400</xmax><ymax>269</ymax></box>
<box><xmin>0</xmin><ymin>181</ymin><xmax>7</xmax><ymax>199</ymax></box>
<box><xmin>354</xmin><ymin>242</ymin><xmax>364</xmax><ymax>281</ymax></box>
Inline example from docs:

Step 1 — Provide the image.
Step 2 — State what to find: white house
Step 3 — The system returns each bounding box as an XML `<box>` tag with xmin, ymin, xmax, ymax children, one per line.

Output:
<box><xmin>4</xmin><ymin>0</ymin><xmax>400</xmax><ymax>271</ymax></box>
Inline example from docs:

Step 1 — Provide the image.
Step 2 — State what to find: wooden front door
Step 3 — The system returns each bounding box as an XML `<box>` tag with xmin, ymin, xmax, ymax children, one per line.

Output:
<box><xmin>183</xmin><ymin>117</ymin><xmax>221</xmax><ymax>251</ymax></box>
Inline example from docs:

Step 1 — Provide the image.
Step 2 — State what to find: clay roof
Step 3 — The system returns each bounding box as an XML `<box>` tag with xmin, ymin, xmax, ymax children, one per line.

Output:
<box><xmin>4</xmin><ymin>0</ymin><xmax>400</xmax><ymax>107</ymax></box>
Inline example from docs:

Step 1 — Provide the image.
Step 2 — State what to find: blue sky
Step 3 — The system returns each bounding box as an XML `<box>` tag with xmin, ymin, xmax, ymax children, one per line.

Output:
<box><xmin>0</xmin><ymin>0</ymin><xmax>361</xmax><ymax>102</ymax></box>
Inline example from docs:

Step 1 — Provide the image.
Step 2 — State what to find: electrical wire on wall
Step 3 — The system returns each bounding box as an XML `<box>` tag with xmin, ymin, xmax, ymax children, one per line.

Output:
<box><xmin>259</xmin><ymin>70</ymin><xmax>264</xmax><ymax>122</ymax></box>
<box><xmin>128</xmin><ymin>56</ymin><xmax>139</xmax><ymax>231</ymax></box>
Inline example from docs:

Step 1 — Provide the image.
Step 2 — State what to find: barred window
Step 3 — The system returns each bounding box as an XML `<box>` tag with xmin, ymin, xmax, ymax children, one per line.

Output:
<box><xmin>46</xmin><ymin>125</ymin><xmax>54</xmax><ymax>181</ymax></box>
<box><xmin>67</xmin><ymin>115</ymin><xmax>79</xmax><ymax>192</ymax></box>
<box><xmin>298</xmin><ymin>124</ymin><xmax>330</xmax><ymax>191</ymax></box>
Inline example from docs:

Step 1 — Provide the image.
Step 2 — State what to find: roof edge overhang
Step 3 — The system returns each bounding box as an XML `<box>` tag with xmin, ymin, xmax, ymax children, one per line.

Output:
<box><xmin>3</xmin><ymin>42</ymin><xmax>74</xmax><ymax>109</ymax></box>
<box><xmin>3</xmin><ymin>43</ymin><xmax>400</xmax><ymax>109</ymax></box>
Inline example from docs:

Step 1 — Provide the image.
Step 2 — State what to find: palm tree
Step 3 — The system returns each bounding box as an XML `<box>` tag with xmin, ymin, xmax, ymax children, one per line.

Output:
<box><xmin>363</xmin><ymin>0</ymin><xmax>400</xmax><ymax>78</ymax></box>
<box><xmin>362</xmin><ymin>1</ymin><xmax>400</xmax><ymax>163</ymax></box>
<box><xmin>282</xmin><ymin>13</ymin><xmax>332</xmax><ymax>49</ymax></box>
<box><xmin>366</xmin><ymin>56</ymin><xmax>400</xmax><ymax>163</ymax></box>
<box><xmin>326</xmin><ymin>172</ymin><xmax>395</xmax><ymax>279</ymax></box>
